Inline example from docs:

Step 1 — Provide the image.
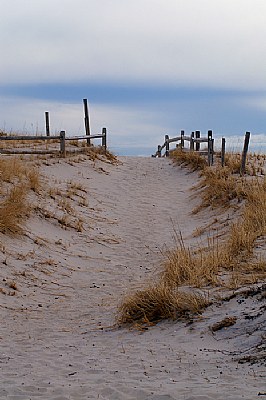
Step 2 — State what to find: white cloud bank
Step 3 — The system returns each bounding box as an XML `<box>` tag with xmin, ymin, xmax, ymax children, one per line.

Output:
<box><xmin>1</xmin><ymin>0</ymin><xmax>266</xmax><ymax>89</ymax></box>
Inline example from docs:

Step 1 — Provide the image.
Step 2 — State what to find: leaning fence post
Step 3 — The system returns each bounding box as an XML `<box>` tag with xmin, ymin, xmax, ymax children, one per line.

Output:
<box><xmin>221</xmin><ymin>137</ymin><xmax>226</xmax><ymax>167</ymax></box>
<box><xmin>157</xmin><ymin>145</ymin><xmax>162</xmax><ymax>157</ymax></box>
<box><xmin>165</xmin><ymin>135</ymin><xmax>170</xmax><ymax>157</ymax></box>
<box><xmin>83</xmin><ymin>99</ymin><xmax>91</xmax><ymax>145</ymax></box>
<box><xmin>181</xmin><ymin>130</ymin><xmax>184</xmax><ymax>149</ymax></box>
<box><xmin>195</xmin><ymin>130</ymin><xmax>200</xmax><ymax>151</ymax></box>
<box><xmin>102</xmin><ymin>127</ymin><xmax>107</xmax><ymax>152</ymax></box>
<box><xmin>45</xmin><ymin>112</ymin><xmax>50</xmax><ymax>137</ymax></box>
<box><xmin>240</xmin><ymin>132</ymin><xmax>251</xmax><ymax>176</ymax></box>
<box><xmin>60</xmin><ymin>130</ymin><xmax>66</xmax><ymax>157</ymax></box>
<box><xmin>190</xmin><ymin>132</ymin><xmax>195</xmax><ymax>151</ymax></box>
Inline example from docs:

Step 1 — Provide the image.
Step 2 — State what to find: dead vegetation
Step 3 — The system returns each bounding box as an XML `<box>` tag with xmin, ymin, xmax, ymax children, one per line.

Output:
<box><xmin>0</xmin><ymin>158</ymin><xmax>40</xmax><ymax>234</ymax></box>
<box><xmin>0</xmin><ymin>131</ymin><xmax>117</xmax><ymax>164</ymax></box>
<box><xmin>210</xmin><ymin>316</ymin><xmax>237</xmax><ymax>332</ymax></box>
<box><xmin>117</xmin><ymin>148</ymin><xmax>266</xmax><ymax>327</ymax></box>
<box><xmin>0</xmin><ymin>138</ymin><xmax>117</xmax><ymax>235</ymax></box>
<box><xmin>117</xmin><ymin>282</ymin><xmax>208</xmax><ymax>325</ymax></box>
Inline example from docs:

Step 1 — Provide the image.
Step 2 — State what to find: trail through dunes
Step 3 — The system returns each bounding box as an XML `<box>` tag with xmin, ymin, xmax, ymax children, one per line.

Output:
<box><xmin>0</xmin><ymin>156</ymin><xmax>265</xmax><ymax>399</ymax></box>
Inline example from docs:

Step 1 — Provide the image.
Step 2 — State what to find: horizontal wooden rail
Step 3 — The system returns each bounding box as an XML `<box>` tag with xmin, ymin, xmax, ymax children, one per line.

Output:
<box><xmin>194</xmin><ymin>138</ymin><xmax>209</xmax><ymax>143</ymax></box>
<box><xmin>0</xmin><ymin>149</ymin><xmax>59</xmax><ymax>155</ymax></box>
<box><xmin>168</xmin><ymin>136</ymin><xmax>181</xmax><ymax>144</ymax></box>
<box><xmin>0</xmin><ymin>128</ymin><xmax>107</xmax><ymax>156</ymax></box>
<box><xmin>65</xmin><ymin>134</ymin><xmax>104</xmax><ymax>141</ymax></box>
<box><xmin>0</xmin><ymin>135</ymin><xmax>61</xmax><ymax>141</ymax></box>
<box><xmin>152</xmin><ymin>130</ymin><xmax>214</xmax><ymax>165</ymax></box>
<box><xmin>182</xmin><ymin>135</ymin><xmax>192</xmax><ymax>141</ymax></box>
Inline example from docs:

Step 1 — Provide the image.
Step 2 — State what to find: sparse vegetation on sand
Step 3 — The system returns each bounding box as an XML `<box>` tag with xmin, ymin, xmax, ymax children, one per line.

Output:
<box><xmin>117</xmin><ymin>149</ymin><xmax>266</xmax><ymax>326</ymax></box>
<box><xmin>0</xmin><ymin>137</ymin><xmax>117</xmax><ymax>235</ymax></box>
<box><xmin>0</xmin><ymin>130</ymin><xmax>117</xmax><ymax>163</ymax></box>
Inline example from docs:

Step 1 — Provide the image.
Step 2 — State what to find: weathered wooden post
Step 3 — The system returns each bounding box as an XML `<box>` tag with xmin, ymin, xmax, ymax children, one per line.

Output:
<box><xmin>190</xmin><ymin>132</ymin><xmax>195</xmax><ymax>151</ymax></box>
<box><xmin>207</xmin><ymin>130</ymin><xmax>213</xmax><ymax>166</ymax></box>
<box><xmin>165</xmin><ymin>135</ymin><xmax>170</xmax><ymax>157</ymax></box>
<box><xmin>181</xmin><ymin>130</ymin><xmax>185</xmax><ymax>149</ymax></box>
<box><xmin>240</xmin><ymin>132</ymin><xmax>251</xmax><ymax>176</ymax></box>
<box><xmin>221</xmin><ymin>137</ymin><xmax>226</xmax><ymax>167</ymax></box>
<box><xmin>45</xmin><ymin>112</ymin><xmax>50</xmax><ymax>136</ymax></box>
<box><xmin>102</xmin><ymin>127</ymin><xmax>107</xmax><ymax>152</ymax></box>
<box><xmin>60</xmin><ymin>130</ymin><xmax>66</xmax><ymax>157</ymax></box>
<box><xmin>211</xmin><ymin>138</ymin><xmax>214</xmax><ymax>165</ymax></box>
<box><xmin>83</xmin><ymin>99</ymin><xmax>91</xmax><ymax>145</ymax></box>
<box><xmin>157</xmin><ymin>145</ymin><xmax>162</xmax><ymax>157</ymax></box>
<box><xmin>195</xmin><ymin>130</ymin><xmax>200</xmax><ymax>151</ymax></box>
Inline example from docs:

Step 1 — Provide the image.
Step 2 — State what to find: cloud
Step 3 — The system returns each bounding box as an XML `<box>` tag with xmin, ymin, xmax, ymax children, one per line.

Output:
<box><xmin>241</xmin><ymin>95</ymin><xmax>266</xmax><ymax>111</ymax></box>
<box><xmin>0</xmin><ymin>96</ymin><xmax>84</xmax><ymax>134</ymax></box>
<box><xmin>1</xmin><ymin>0</ymin><xmax>266</xmax><ymax>89</ymax></box>
<box><xmin>217</xmin><ymin>134</ymin><xmax>266</xmax><ymax>153</ymax></box>
<box><xmin>0</xmin><ymin>95</ymin><xmax>167</xmax><ymax>154</ymax></box>
<box><xmin>1</xmin><ymin>87</ymin><xmax>266</xmax><ymax>156</ymax></box>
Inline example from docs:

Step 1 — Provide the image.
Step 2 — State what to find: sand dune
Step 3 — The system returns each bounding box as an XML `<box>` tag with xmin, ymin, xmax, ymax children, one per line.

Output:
<box><xmin>0</xmin><ymin>156</ymin><xmax>265</xmax><ymax>399</ymax></box>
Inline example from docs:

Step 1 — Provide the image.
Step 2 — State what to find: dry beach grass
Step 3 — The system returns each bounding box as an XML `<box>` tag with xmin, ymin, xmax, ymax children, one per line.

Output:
<box><xmin>117</xmin><ymin>149</ymin><xmax>266</xmax><ymax>325</ymax></box>
<box><xmin>0</xmin><ymin>157</ymin><xmax>40</xmax><ymax>234</ymax></box>
<box><xmin>0</xmin><ymin>143</ymin><xmax>265</xmax><ymax>399</ymax></box>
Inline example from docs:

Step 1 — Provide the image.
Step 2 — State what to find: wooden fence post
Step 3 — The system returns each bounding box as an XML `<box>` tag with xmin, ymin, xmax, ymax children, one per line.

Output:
<box><xmin>181</xmin><ymin>130</ymin><xmax>184</xmax><ymax>149</ymax></box>
<box><xmin>83</xmin><ymin>99</ymin><xmax>91</xmax><ymax>145</ymax></box>
<box><xmin>101</xmin><ymin>127</ymin><xmax>107</xmax><ymax>152</ymax></box>
<box><xmin>207</xmin><ymin>130</ymin><xmax>213</xmax><ymax>166</ymax></box>
<box><xmin>60</xmin><ymin>131</ymin><xmax>66</xmax><ymax>157</ymax></box>
<box><xmin>221</xmin><ymin>137</ymin><xmax>226</xmax><ymax>167</ymax></box>
<box><xmin>190</xmin><ymin>132</ymin><xmax>195</xmax><ymax>151</ymax></box>
<box><xmin>195</xmin><ymin>130</ymin><xmax>200</xmax><ymax>151</ymax></box>
<box><xmin>240</xmin><ymin>132</ymin><xmax>251</xmax><ymax>176</ymax></box>
<box><xmin>45</xmin><ymin>112</ymin><xmax>50</xmax><ymax>136</ymax></box>
<box><xmin>165</xmin><ymin>135</ymin><xmax>170</xmax><ymax>157</ymax></box>
<box><xmin>157</xmin><ymin>145</ymin><xmax>162</xmax><ymax>157</ymax></box>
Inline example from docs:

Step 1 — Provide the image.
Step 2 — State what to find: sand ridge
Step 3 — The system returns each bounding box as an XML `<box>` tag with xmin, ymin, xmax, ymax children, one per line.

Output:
<box><xmin>0</xmin><ymin>156</ymin><xmax>265</xmax><ymax>399</ymax></box>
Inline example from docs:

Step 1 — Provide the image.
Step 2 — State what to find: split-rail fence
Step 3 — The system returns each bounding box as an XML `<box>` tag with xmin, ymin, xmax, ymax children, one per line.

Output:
<box><xmin>153</xmin><ymin>130</ymin><xmax>251</xmax><ymax>175</ymax></box>
<box><xmin>0</xmin><ymin>99</ymin><xmax>107</xmax><ymax>157</ymax></box>
<box><xmin>153</xmin><ymin>130</ymin><xmax>215</xmax><ymax>166</ymax></box>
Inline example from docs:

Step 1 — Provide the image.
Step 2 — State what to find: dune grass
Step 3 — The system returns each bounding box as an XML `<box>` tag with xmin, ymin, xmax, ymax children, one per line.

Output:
<box><xmin>117</xmin><ymin>149</ymin><xmax>266</xmax><ymax>326</ymax></box>
<box><xmin>0</xmin><ymin>130</ymin><xmax>117</xmax><ymax>164</ymax></box>
<box><xmin>117</xmin><ymin>281</ymin><xmax>208</xmax><ymax>325</ymax></box>
<box><xmin>0</xmin><ymin>157</ymin><xmax>40</xmax><ymax>234</ymax></box>
<box><xmin>0</xmin><ymin>131</ymin><xmax>117</xmax><ymax>234</ymax></box>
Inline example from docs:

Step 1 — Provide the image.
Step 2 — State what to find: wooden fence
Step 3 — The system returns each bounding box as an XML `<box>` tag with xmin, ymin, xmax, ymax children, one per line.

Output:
<box><xmin>0</xmin><ymin>99</ymin><xmax>107</xmax><ymax>157</ymax></box>
<box><xmin>0</xmin><ymin>129</ymin><xmax>107</xmax><ymax>157</ymax></box>
<box><xmin>153</xmin><ymin>130</ymin><xmax>215</xmax><ymax>166</ymax></box>
<box><xmin>152</xmin><ymin>130</ymin><xmax>252</xmax><ymax>174</ymax></box>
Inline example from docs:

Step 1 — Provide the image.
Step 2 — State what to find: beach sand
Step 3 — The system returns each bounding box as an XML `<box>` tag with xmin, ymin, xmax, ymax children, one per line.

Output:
<box><xmin>0</xmin><ymin>156</ymin><xmax>265</xmax><ymax>399</ymax></box>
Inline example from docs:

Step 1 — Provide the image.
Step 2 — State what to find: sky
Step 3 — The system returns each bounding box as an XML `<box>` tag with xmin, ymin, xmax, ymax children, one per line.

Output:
<box><xmin>1</xmin><ymin>0</ymin><xmax>266</xmax><ymax>155</ymax></box>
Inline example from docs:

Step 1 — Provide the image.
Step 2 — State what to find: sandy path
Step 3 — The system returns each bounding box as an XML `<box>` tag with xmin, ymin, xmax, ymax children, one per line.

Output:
<box><xmin>0</xmin><ymin>156</ymin><xmax>265</xmax><ymax>399</ymax></box>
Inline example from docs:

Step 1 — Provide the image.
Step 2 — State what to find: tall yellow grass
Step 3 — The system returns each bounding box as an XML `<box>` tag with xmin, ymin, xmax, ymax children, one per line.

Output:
<box><xmin>0</xmin><ymin>157</ymin><xmax>40</xmax><ymax>234</ymax></box>
<box><xmin>117</xmin><ymin>149</ymin><xmax>266</xmax><ymax>326</ymax></box>
<box><xmin>117</xmin><ymin>281</ymin><xmax>208</xmax><ymax>325</ymax></box>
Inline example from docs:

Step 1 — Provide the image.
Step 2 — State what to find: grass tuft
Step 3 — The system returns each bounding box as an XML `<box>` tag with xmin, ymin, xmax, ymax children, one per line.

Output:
<box><xmin>171</xmin><ymin>148</ymin><xmax>208</xmax><ymax>170</ymax></box>
<box><xmin>0</xmin><ymin>157</ymin><xmax>40</xmax><ymax>234</ymax></box>
<box><xmin>117</xmin><ymin>282</ymin><xmax>208</xmax><ymax>325</ymax></box>
<box><xmin>0</xmin><ymin>185</ymin><xmax>29</xmax><ymax>234</ymax></box>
